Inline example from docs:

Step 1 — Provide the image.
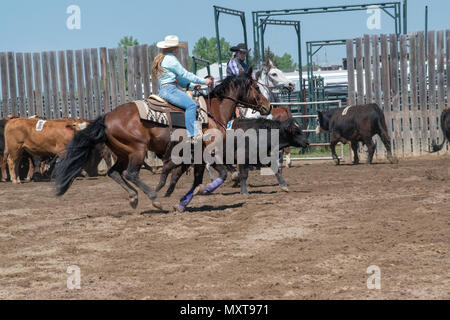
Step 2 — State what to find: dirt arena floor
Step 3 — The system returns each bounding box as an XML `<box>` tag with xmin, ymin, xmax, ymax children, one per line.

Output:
<box><xmin>0</xmin><ymin>155</ymin><xmax>449</xmax><ymax>300</ymax></box>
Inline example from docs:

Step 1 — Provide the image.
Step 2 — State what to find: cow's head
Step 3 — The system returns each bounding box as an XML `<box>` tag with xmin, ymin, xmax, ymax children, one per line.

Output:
<box><xmin>316</xmin><ymin>111</ymin><xmax>331</xmax><ymax>134</ymax></box>
<box><xmin>282</xmin><ymin>118</ymin><xmax>309</xmax><ymax>148</ymax></box>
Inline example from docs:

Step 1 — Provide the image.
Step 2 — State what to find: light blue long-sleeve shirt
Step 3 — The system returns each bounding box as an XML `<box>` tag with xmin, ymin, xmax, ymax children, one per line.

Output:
<box><xmin>158</xmin><ymin>53</ymin><xmax>206</xmax><ymax>90</ymax></box>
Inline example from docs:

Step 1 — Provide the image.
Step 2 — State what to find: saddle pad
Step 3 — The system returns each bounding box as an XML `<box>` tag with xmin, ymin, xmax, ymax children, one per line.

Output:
<box><xmin>149</xmin><ymin>94</ymin><xmax>166</xmax><ymax>103</ymax></box>
<box><xmin>134</xmin><ymin>98</ymin><xmax>208</xmax><ymax>128</ymax></box>
<box><xmin>36</xmin><ymin>120</ymin><xmax>46</xmax><ymax>131</ymax></box>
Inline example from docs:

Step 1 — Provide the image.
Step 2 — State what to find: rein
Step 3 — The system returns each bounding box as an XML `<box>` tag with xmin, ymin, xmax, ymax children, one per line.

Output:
<box><xmin>201</xmin><ymin>77</ymin><xmax>271</xmax><ymax>130</ymax></box>
<box><xmin>222</xmin><ymin>96</ymin><xmax>269</xmax><ymax>115</ymax></box>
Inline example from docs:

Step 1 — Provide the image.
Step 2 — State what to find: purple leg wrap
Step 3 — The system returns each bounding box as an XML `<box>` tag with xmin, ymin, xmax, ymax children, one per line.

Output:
<box><xmin>202</xmin><ymin>177</ymin><xmax>224</xmax><ymax>194</ymax></box>
<box><xmin>178</xmin><ymin>188</ymin><xmax>194</xmax><ymax>212</ymax></box>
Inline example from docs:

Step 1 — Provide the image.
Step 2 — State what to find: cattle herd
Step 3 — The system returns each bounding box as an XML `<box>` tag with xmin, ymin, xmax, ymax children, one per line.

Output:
<box><xmin>0</xmin><ymin>116</ymin><xmax>112</xmax><ymax>183</ymax></box>
<box><xmin>0</xmin><ymin>104</ymin><xmax>449</xmax><ymax>195</ymax></box>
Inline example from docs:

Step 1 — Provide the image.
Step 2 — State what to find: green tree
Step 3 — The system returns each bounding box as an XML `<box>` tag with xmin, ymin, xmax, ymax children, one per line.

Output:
<box><xmin>264</xmin><ymin>47</ymin><xmax>297</xmax><ymax>71</ymax></box>
<box><xmin>192</xmin><ymin>37</ymin><xmax>232</xmax><ymax>63</ymax></box>
<box><xmin>118</xmin><ymin>36</ymin><xmax>139</xmax><ymax>88</ymax></box>
<box><xmin>118</xmin><ymin>36</ymin><xmax>139</xmax><ymax>57</ymax></box>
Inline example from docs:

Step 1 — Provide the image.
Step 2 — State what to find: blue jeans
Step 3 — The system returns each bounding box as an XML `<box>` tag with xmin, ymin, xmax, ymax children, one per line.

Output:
<box><xmin>158</xmin><ymin>84</ymin><xmax>198</xmax><ymax>137</ymax></box>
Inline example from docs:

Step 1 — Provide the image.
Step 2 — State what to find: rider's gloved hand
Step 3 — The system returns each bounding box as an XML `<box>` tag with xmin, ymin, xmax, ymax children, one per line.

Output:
<box><xmin>205</xmin><ymin>77</ymin><xmax>214</xmax><ymax>87</ymax></box>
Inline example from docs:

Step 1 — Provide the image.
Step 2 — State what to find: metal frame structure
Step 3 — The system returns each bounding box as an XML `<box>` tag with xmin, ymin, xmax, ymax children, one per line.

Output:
<box><xmin>259</xmin><ymin>18</ymin><xmax>303</xmax><ymax>98</ymax></box>
<box><xmin>252</xmin><ymin>1</ymin><xmax>407</xmax><ymax>67</ymax></box>
<box><xmin>305</xmin><ymin>39</ymin><xmax>353</xmax><ymax>98</ymax></box>
<box><xmin>214</xmin><ymin>6</ymin><xmax>248</xmax><ymax>80</ymax></box>
<box><xmin>192</xmin><ymin>56</ymin><xmax>211</xmax><ymax>76</ymax></box>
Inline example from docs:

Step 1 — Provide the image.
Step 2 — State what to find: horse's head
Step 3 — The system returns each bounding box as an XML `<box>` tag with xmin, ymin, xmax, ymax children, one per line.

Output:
<box><xmin>259</xmin><ymin>59</ymin><xmax>295</xmax><ymax>94</ymax></box>
<box><xmin>245</xmin><ymin>68</ymin><xmax>271</xmax><ymax>115</ymax></box>
<box><xmin>211</xmin><ymin>69</ymin><xmax>271</xmax><ymax>116</ymax></box>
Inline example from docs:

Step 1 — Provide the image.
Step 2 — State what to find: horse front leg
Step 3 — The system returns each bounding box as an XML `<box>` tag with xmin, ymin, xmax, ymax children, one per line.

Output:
<box><xmin>194</xmin><ymin>163</ymin><xmax>227</xmax><ymax>195</ymax></box>
<box><xmin>175</xmin><ymin>164</ymin><xmax>205</xmax><ymax>212</ymax></box>
<box><xmin>165</xmin><ymin>164</ymin><xmax>190</xmax><ymax>197</ymax></box>
<box><xmin>155</xmin><ymin>158</ymin><xmax>178</xmax><ymax>193</ymax></box>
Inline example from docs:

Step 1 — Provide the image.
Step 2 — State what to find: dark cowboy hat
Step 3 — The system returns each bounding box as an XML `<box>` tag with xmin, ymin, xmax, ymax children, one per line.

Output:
<box><xmin>230</xmin><ymin>43</ymin><xmax>250</xmax><ymax>53</ymax></box>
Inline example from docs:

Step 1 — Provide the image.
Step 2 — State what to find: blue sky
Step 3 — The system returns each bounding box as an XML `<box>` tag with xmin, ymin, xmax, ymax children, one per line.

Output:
<box><xmin>0</xmin><ymin>0</ymin><xmax>448</xmax><ymax>65</ymax></box>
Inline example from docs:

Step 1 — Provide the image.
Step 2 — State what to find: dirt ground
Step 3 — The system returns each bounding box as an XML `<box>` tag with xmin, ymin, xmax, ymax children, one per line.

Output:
<box><xmin>0</xmin><ymin>155</ymin><xmax>449</xmax><ymax>300</ymax></box>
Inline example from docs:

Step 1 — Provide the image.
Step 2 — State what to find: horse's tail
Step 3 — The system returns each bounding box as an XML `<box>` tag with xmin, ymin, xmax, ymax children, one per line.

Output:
<box><xmin>54</xmin><ymin>116</ymin><xmax>107</xmax><ymax>196</ymax></box>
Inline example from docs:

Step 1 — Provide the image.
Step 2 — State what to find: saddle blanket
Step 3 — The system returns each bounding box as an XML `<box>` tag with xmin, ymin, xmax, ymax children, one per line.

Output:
<box><xmin>134</xmin><ymin>97</ymin><xmax>208</xmax><ymax>128</ymax></box>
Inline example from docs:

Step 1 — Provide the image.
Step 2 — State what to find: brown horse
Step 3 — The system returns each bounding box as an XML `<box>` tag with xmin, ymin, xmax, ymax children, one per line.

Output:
<box><xmin>54</xmin><ymin>72</ymin><xmax>271</xmax><ymax>212</ymax></box>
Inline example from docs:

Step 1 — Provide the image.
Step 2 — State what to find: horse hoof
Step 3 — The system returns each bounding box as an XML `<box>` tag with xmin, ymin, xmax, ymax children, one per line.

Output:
<box><xmin>389</xmin><ymin>157</ymin><xmax>398</xmax><ymax>164</ymax></box>
<box><xmin>173</xmin><ymin>204</ymin><xmax>185</xmax><ymax>213</ymax></box>
<box><xmin>194</xmin><ymin>185</ymin><xmax>205</xmax><ymax>196</ymax></box>
<box><xmin>129</xmin><ymin>195</ymin><xmax>138</xmax><ymax>209</ymax></box>
<box><xmin>152</xmin><ymin>199</ymin><xmax>163</xmax><ymax>210</ymax></box>
<box><xmin>281</xmin><ymin>186</ymin><xmax>289</xmax><ymax>192</ymax></box>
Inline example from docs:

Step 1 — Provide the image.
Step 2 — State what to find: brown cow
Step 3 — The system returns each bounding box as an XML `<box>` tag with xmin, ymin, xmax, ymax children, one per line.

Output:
<box><xmin>3</xmin><ymin>118</ymin><xmax>89</xmax><ymax>183</ymax></box>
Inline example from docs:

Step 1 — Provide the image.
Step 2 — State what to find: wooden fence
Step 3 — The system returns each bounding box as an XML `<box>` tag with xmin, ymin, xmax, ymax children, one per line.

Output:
<box><xmin>346</xmin><ymin>30</ymin><xmax>449</xmax><ymax>157</ymax></box>
<box><xmin>0</xmin><ymin>43</ymin><xmax>190</xmax><ymax>120</ymax></box>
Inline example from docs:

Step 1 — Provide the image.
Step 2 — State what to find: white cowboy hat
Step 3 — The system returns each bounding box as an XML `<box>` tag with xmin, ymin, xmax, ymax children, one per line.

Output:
<box><xmin>157</xmin><ymin>35</ymin><xmax>186</xmax><ymax>49</ymax></box>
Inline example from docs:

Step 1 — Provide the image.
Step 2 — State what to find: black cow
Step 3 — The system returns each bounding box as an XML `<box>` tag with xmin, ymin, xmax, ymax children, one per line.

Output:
<box><xmin>430</xmin><ymin>108</ymin><xmax>450</xmax><ymax>152</ymax></box>
<box><xmin>317</xmin><ymin>103</ymin><xmax>395</xmax><ymax>165</ymax></box>
<box><xmin>197</xmin><ymin>117</ymin><xmax>309</xmax><ymax>195</ymax></box>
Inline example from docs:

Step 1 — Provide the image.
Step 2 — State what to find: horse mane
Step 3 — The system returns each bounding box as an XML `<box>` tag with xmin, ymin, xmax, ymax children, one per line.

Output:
<box><xmin>255</xmin><ymin>70</ymin><xmax>262</xmax><ymax>80</ymax></box>
<box><xmin>208</xmin><ymin>75</ymin><xmax>251</xmax><ymax>100</ymax></box>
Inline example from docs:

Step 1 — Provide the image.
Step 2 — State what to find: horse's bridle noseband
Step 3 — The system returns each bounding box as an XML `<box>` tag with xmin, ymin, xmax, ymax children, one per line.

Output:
<box><xmin>222</xmin><ymin>95</ymin><xmax>271</xmax><ymax>116</ymax></box>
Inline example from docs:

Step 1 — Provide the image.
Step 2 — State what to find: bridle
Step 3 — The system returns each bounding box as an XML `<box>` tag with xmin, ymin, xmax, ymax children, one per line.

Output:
<box><xmin>199</xmin><ymin>78</ymin><xmax>272</xmax><ymax>130</ymax></box>
<box><xmin>256</xmin><ymin>66</ymin><xmax>293</xmax><ymax>102</ymax></box>
<box><xmin>257</xmin><ymin>66</ymin><xmax>287</xmax><ymax>90</ymax></box>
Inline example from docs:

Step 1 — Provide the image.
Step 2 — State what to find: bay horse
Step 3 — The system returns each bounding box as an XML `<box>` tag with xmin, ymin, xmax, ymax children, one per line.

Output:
<box><xmin>54</xmin><ymin>71</ymin><xmax>271</xmax><ymax>211</ymax></box>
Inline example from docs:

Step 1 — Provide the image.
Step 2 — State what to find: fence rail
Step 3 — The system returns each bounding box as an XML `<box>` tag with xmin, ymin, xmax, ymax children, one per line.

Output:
<box><xmin>0</xmin><ymin>43</ymin><xmax>190</xmax><ymax>119</ymax></box>
<box><xmin>347</xmin><ymin>30</ymin><xmax>449</xmax><ymax>157</ymax></box>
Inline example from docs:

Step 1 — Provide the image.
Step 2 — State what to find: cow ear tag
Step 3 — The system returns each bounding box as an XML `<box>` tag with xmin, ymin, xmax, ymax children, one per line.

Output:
<box><xmin>35</xmin><ymin>120</ymin><xmax>46</xmax><ymax>131</ymax></box>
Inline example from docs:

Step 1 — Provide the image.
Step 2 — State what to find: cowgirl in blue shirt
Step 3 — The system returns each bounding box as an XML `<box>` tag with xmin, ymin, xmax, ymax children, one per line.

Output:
<box><xmin>152</xmin><ymin>35</ymin><xmax>214</xmax><ymax>141</ymax></box>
